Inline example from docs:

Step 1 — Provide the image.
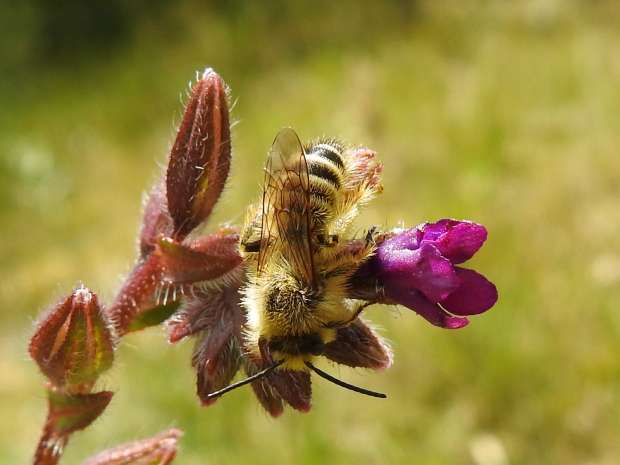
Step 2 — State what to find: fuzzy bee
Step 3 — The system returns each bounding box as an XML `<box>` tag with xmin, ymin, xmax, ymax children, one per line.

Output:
<box><xmin>205</xmin><ymin>128</ymin><xmax>386</xmax><ymax>399</ymax></box>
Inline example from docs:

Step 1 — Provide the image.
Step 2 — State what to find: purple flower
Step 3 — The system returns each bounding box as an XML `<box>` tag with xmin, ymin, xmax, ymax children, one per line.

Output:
<box><xmin>362</xmin><ymin>219</ymin><xmax>498</xmax><ymax>329</ymax></box>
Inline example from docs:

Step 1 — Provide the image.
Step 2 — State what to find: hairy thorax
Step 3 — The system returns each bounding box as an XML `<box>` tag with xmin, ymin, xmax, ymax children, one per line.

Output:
<box><xmin>263</xmin><ymin>272</ymin><xmax>323</xmax><ymax>335</ymax></box>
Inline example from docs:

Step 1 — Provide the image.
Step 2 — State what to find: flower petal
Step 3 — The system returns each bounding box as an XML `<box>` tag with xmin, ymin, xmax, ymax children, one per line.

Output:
<box><xmin>421</xmin><ymin>219</ymin><xmax>487</xmax><ymax>264</ymax></box>
<box><xmin>440</xmin><ymin>267</ymin><xmax>498</xmax><ymax>316</ymax></box>
<box><xmin>392</xmin><ymin>288</ymin><xmax>469</xmax><ymax>329</ymax></box>
<box><xmin>380</xmin><ymin>242</ymin><xmax>459</xmax><ymax>303</ymax></box>
<box><xmin>324</xmin><ymin>318</ymin><xmax>392</xmax><ymax>370</ymax></box>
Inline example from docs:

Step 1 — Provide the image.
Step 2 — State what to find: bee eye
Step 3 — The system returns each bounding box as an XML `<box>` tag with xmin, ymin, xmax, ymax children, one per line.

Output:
<box><xmin>242</xmin><ymin>240</ymin><xmax>261</xmax><ymax>253</ymax></box>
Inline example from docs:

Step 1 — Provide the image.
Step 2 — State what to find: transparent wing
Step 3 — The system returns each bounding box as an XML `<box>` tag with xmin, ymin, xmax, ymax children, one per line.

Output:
<box><xmin>257</xmin><ymin>128</ymin><xmax>316</xmax><ymax>287</ymax></box>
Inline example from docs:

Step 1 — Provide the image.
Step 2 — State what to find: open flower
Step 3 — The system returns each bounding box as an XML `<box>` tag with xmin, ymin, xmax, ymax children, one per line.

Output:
<box><xmin>356</xmin><ymin>219</ymin><xmax>498</xmax><ymax>329</ymax></box>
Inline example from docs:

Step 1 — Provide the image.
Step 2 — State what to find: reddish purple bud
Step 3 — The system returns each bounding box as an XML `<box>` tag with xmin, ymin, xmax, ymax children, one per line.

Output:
<box><xmin>82</xmin><ymin>428</ymin><xmax>182</xmax><ymax>465</ymax></box>
<box><xmin>324</xmin><ymin>318</ymin><xmax>393</xmax><ymax>370</ymax></box>
<box><xmin>139</xmin><ymin>182</ymin><xmax>173</xmax><ymax>257</ymax></box>
<box><xmin>156</xmin><ymin>231</ymin><xmax>242</xmax><ymax>286</ymax></box>
<box><xmin>166</xmin><ymin>68</ymin><xmax>231</xmax><ymax>239</ymax></box>
<box><xmin>107</xmin><ymin>254</ymin><xmax>179</xmax><ymax>335</ymax></box>
<box><xmin>29</xmin><ymin>287</ymin><xmax>115</xmax><ymax>390</ymax></box>
<box><xmin>47</xmin><ymin>389</ymin><xmax>113</xmax><ymax>436</ymax></box>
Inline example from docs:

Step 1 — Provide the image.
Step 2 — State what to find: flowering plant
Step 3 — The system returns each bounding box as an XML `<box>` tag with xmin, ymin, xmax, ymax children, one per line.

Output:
<box><xmin>28</xmin><ymin>68</ymin><xmax>497</xmax><ymax>464</ymax></box>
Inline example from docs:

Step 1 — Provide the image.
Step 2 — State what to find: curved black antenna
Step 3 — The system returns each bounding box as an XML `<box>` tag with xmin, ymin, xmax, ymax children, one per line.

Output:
<box><xmin>205</xmin><ymin>360</ymin><xmax>284</xmax><ymax>400</ymax></box>
<box><xmin>305</xmin><ymin>361</ymin><xmax>387</xmax><ymax>399</ymax></box>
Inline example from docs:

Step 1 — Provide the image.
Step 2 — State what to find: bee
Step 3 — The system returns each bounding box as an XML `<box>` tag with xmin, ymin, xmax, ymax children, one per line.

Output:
<box><xmin>206</xmin><ymin>128</ymin><xmax>386</xmax><ymax>400</ymax></box>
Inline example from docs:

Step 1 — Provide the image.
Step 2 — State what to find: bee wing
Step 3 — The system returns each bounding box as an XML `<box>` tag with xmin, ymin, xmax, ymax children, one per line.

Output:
<box><xmin>257</xmin><ymin>128</ymin><xmax>316</xmax><ymax>287</ymax></box>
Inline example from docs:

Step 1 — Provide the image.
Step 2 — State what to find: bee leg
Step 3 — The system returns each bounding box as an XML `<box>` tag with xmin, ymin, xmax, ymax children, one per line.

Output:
<box><xmin>316</xmin><ymin>233</ymin><xmax>339</xmax><ymax>247</ymax></box>
<box><xmin>324</xmin><ymin>301</ymin><xmax>372</xmax><ymax>329</ymax></box>
<box><xmin>365</xmin><ymin>226</ymin><xmax>378</xmax><ymax>245</ymax></box>
<box><xmin>346</xmin><ymin>301</ymin><xmax>372</xmax><ymax>324</ymax></box>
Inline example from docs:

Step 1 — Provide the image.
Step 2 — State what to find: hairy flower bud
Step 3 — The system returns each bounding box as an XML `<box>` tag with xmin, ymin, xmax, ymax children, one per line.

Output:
<box><xmin>82</xmin><ymin>428</ymin><xmax>182</xmax><ymax>465</ymax></box>
<box><xmin>139</xmin><ymin>182</ymin><xmax>173</xmax><ymax>258</ymax></box>
<box><xmin>166</xmin><ymin>68</ymin><xmax>231</xmax><ymax>239</ymax></box>
<box><xmin>29</xmin><ymin>287</ymin><xmax>115</xmax><ymax>391</ymax></box>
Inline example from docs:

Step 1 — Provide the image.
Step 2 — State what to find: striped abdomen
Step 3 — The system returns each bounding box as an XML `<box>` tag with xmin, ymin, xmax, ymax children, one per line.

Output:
<box><xmin>305</xmin><ymin>142</ymin><xmax>346</xmax><ymax>228</ymax></box>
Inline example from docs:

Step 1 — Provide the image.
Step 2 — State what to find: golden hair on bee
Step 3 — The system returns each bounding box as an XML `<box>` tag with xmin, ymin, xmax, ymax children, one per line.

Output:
<box><xmin>207</xmin><ymin>128</ymin><xmax>386</xmax><ymax>402</ymax></box>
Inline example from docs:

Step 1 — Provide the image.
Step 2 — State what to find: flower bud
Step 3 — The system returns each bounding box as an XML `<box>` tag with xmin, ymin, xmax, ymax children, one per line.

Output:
<box><xmin>139</xmin><ymin>182</ymin><xmax>173</xmax><ymax>258</ymax></box>
<box><xmin>29</xmin><ymin>287</ymin><xmax>114</xmax><ymax>390</ymax></box>
<box><xmin>82</xmin><ymin>428</ymin><xmax>182</xmax><ymax>465</ymax></box>
<box><xmin>166</xmin><ymin>68</ymin><xmax>231</xmax><ymax>239</ymax></box>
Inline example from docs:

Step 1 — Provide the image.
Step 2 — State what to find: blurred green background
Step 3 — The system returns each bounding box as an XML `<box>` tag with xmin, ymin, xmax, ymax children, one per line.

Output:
<box><xmin>2</xmin><ymin>1</ymin><xmax>619</xmax><ymax>464</ymax></box>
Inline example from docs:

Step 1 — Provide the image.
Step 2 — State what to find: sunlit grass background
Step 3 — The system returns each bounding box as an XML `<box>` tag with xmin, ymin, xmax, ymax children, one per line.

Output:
<box><xmin>2</xmin><ymin>1</ymin><xmax>620</xmax><ymax>464</ymax></box>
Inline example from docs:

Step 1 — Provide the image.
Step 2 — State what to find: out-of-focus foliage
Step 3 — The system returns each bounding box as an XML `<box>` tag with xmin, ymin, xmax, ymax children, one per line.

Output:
<box><xmin>2</xmin><ymin>1</ymin><xmax>619</xmax><ymax>464</ymax></box>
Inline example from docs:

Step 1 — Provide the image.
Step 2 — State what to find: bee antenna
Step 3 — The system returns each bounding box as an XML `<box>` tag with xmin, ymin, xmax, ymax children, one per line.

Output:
<box><xmin>304</xmin><ymin>361</ymin><xmax>387</xmax><ymax>399</ymax></box>
<box><xmin>205</xmin><ymin>360</ymin><xmax>284</xmax><ymax>400</ymax></box>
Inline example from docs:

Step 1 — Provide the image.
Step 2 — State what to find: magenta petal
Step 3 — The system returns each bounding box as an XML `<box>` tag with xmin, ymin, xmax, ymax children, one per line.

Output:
<box><xmin>440</xmin><ymin>267</ymin><xmax>498</xmax><ymax>316</ymax></box>
<box><xmin>378</xmin><ymin>242</ymin><xmax>459</xmax><ymax>302</ymax></box>
<box><xmin>408</xmin><ymin>243</ymin><xmax>460</xmax><ymax>302</ymax></box>
<box><xmin>380</xmin><ymin>227</ymin><xmax>420</xmax><ymax>250</ymax></box>
<box><xmin>421</xmin><ymin>220</ymin><xmax>487</xmax><ymax>264</ymax></box>
<box><xmin>391</xmin><ymin>287</ymin><xmax>469</xmax><ymax>329</ymax></box>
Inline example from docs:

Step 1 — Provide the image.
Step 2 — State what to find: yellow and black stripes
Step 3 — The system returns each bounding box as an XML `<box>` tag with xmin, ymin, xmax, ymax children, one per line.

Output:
<box><xmin>304</xmin><ymin>142</ymin><xmax>347</xmax><ymax>227</ymax></box>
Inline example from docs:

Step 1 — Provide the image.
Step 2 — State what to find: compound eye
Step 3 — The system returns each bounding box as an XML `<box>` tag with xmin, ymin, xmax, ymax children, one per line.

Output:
<box><xmin>241</xmin><ymin>239</ymin><xmax>261</xmax><ymax>253</ymax></box>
